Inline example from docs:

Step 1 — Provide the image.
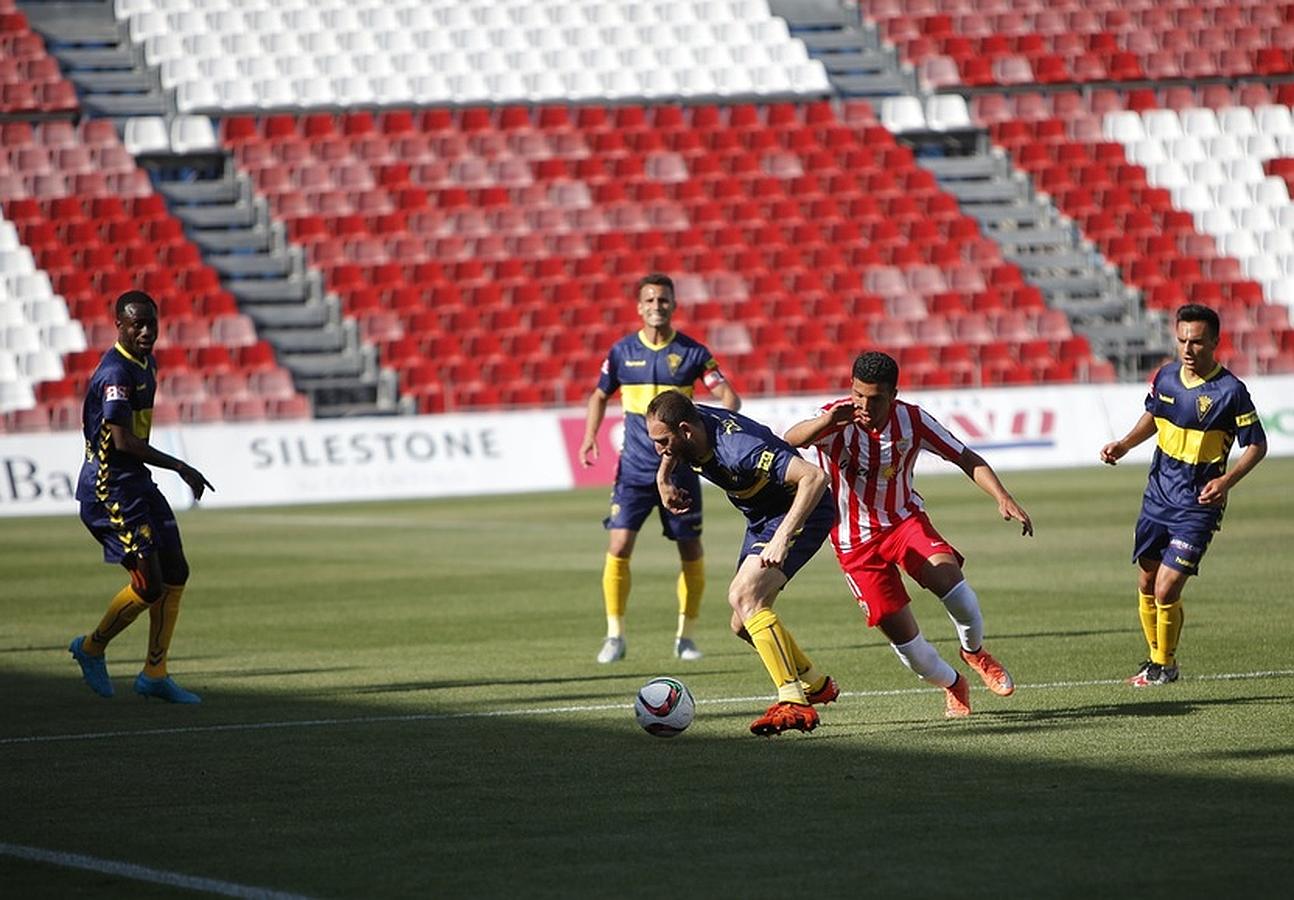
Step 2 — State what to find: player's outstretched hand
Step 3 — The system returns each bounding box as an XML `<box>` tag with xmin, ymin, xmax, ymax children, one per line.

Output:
<box><xmin>1000</xmin><ymin>497</ymin><xmax>1033</xmax><ymax>537</ymax></box>
<box><xmin>1099</xmin><ymin>441</ymin><xmax>1125</xmax><ymax>465</ymax></box>
<box><xmin>179</xmin><ymin>464</ymin><xmax>214</xmax><ymax>501</ymax></box>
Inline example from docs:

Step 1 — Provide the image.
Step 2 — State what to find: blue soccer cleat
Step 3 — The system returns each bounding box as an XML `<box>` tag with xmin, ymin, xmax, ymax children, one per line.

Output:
<box><xmin>133</xmin><ymin>673</ymin><xmax>202</xmax><ymax>704</ymax></box>
<box><xmin>69</xmin><ymin>636</ymin><xmax>113</xmax><ymax>698</ymax></box>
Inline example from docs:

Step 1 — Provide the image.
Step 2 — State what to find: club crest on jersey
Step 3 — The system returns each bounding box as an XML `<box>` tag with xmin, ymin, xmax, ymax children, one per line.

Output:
<box><xmin>1196</xmin><ymin>394</ymin><xmax>1213</xmax><ymax>421</ymax></box>
<box><xmin>667</xmin><ymin>352</ymin><xmax>682</xmax><ymax>373</ymax></box>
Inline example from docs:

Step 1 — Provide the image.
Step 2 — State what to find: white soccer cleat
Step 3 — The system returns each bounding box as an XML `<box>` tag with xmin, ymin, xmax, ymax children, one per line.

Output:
<box><xmin>673</xmin><ymin>638</ymin><xmax>703</xmax><ymax>661</ymax></box>
<box><xmin>596</xmin><ymin>636</ymin><xmax>626</xmax><ymax>664</ymax></box>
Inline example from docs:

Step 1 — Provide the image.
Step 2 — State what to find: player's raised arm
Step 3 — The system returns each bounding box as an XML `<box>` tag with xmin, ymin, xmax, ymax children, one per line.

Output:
<box><xmin>784</xmin><ymin>403</ymin><xmax>856</xmax><ymax>448</ymax></box>
<box><xmin>1100</xmin><ymin>412</ymin><xmax>1157</xmax><ymax>465</ymax></box>
<box><xmin>955</xmin><ymin>448</ymin><xmax>1032</xmax><ymax>537</ymax></box>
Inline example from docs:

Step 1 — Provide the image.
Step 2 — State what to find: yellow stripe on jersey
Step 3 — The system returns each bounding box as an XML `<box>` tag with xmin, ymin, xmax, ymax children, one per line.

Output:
<box><xmin>620</xmin><ymin>383</ymin><xmax>695</xmax><ymax>415</ymax></box>
<box><xmin>1155</xmin><ymin>417</ymin><xmax>1230</xmax><ymax>465</ymax></box>
<box><xmin>726</xmin><ymin>474</ymin><xmax>770</xmax><ymax>499</ymax></box>
<box><xmin>132</xmin><ymin>408</ymin><xmax>152</xmax><ymax>440</ymax></box>
<box><xmin>1236</xmin><ymin>410</ymin><xmax>1258</xmax><ymax>428</ymax></box>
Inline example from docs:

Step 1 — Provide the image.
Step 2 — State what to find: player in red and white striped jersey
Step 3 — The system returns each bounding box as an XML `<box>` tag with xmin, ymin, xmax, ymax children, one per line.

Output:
<box><xmin>785</xmin><ymin>351</ymin><xmax>1033</xmax><ymax>717</ymax></box>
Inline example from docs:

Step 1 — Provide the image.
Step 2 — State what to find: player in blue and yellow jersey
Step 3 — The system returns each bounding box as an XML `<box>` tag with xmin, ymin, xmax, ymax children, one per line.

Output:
<box><xmin>579</xmin><ymin>274</ymin><xmax>741</xmax><ymax>664</ymax></box>
<box><xmin>69</xmin><ymin>291</ymin><xmax>214</xmax><ymax>703</ymax></box>
<box><xmin>1101</xmin><ymin>304</ymin><xmax>1267</xmax><ymax>686</ymax></box>
<box><xmin>646</xmin><ymin>391</ymin><xmax>838</xmax><ymax>736</ymax></box>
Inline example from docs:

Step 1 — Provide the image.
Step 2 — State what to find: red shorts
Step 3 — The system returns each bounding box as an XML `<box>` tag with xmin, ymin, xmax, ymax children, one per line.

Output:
<box><xmin>837</xmin><ymin>511</ymin><xmax>964</xmax><ymax>627</ymax></box>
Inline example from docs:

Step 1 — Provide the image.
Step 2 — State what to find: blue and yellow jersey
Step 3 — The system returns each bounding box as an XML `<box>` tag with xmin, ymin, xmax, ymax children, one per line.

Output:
<box><xmin>691</xmin><ymin>405</ymin><xmax>825</xmax><ymax>529</ymax></box>
<box><xmin>597</xmin><ymin>329</ymin><xmax>725</xmax><ymax>484</ymax></box>
<box><xmin>75</xmin><ymin>343</ymin><xmax>157</xmax><ymax>502</ymax></box>
<box><xmin>1141</xmin><ymin>361</ymin><xmax>1266</xmax><ymax>527</ymax></box>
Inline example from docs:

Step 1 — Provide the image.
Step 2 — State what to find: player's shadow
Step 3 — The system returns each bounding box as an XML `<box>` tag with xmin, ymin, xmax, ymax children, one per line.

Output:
<box><xmin>927</xmin><ymin>693</ymin><xmax>1289</xmax><ymax>737</ymax></box>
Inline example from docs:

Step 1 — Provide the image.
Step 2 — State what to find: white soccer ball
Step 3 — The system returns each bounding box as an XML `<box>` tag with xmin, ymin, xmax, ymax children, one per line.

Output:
<box><xmin>634</xmin><ymin>676</ymin><xmax>695</xmax><ymax>738</ymax></box>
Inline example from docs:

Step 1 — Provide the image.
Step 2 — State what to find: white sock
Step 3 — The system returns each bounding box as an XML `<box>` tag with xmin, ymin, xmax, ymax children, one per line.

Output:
<box><xmin>890</xmin><ymin>634</ymin><xmax>957</xmax><ymax>688</ymax></box>
<box><xmin>940</xmin><ymin>580</ymin><xmax>984</xmax><ymax>653</ymax></box>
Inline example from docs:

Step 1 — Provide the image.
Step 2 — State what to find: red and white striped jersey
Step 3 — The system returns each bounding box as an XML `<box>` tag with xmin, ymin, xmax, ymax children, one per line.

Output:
<box><xmin>805</xmin><ymin>398</ymin><xmax>966</xmax><ymax>552</ymax></box>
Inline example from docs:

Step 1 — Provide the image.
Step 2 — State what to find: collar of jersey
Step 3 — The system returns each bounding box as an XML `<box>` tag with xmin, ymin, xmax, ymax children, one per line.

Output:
<box><xmin>1178</xmin><ymin>362</ymin><xmax>1221</xmax><ymax>389</ymax></box>
<box><xmin>637</xmin><ymin>329</ymin><xmax>675</xmax><ymax>351</ymax></box>
<box><xmin>114</xmin><ymin>342</ymin><xmax>149</xmax><ymax>370</ymax></box>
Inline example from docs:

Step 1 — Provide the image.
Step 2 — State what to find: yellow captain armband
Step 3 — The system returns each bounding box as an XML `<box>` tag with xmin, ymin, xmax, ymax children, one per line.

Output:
<box><xmin>1236</xmin><ymin>411</ymin><xmax>1258</xmax><ymax>427</ymax></box>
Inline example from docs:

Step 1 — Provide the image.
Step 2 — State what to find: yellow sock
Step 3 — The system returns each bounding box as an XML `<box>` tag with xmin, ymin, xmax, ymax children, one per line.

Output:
<box><xmin>83</xmin><ymin>585</ymin><xmax>149</xmax><ymax>655</ymax></box>
<box><xmin>676</xmin><ymin>557</ymin><xmax>704</xmax><ymax>639</ymax></box>
<box><xmin>743</xmin><ymin>609</ymin><xmax>807</xmax><ymax>703</ymax></box>
<box><xmin>603</xmin><ymin>554</ymin><xmax>630</xmax><ymax>637</ymax></box>
<box><xmin>1153</xmin><ymin>600</ymin><xmax>1184</xmax><ymax>667</ymax></box>
<box><xmin>1138</xmin><ymin>592</ymin><xmax>1158</xmax><ymax>657</ymax></box>
<box><xmin>779</xmin><ymin>626</ymin><xmax>824</xmax><ymax>690</ymax></box>
<box><xmin>143</xmin><ymin>584</ymin><xmax>185</xmax><ymax>678</ymax></box>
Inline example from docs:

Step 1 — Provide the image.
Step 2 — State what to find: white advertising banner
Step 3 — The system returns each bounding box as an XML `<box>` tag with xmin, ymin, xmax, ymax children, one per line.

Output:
<box><xmin>173</xmin><ymin>412</ymin><xmax>574</xmax><ymax>508</ymax></box>
<box><xmin>743</xmin><ymin>375</ymin><xmax>1294</xmax><ymax>474</ymax></box>
<box><xmin>2</xmin><ymin>375</ymin><xmax>1292</xmax><ymax>517</ymax></box>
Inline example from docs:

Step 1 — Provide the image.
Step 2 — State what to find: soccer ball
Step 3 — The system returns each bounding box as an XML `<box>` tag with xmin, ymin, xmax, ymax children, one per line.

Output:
<box><xmin>634</xmin><ymin>676</ymin><xmax>695</xmax><ymax>738</ymax></box>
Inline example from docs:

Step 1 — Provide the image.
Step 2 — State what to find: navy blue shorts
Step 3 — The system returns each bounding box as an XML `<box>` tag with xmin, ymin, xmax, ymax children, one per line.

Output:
<box><xmin>80</xmin><ymin>484</ymin><xmax>182</xmax><ymax>565</ymax></box>
<box><xmin>603</xmin><ymin>467</ymin><xmax>703</xmax><ymax>540</ymax></box>
<box><xmin>737</xmin><ymin>500</ymin><xmax>835</xmax><ymax>582</ymax></box>
<box><xmin>1133</xmin><ymin>513</ymin><xmax>1215</xmax><ymax>576</ymax></box>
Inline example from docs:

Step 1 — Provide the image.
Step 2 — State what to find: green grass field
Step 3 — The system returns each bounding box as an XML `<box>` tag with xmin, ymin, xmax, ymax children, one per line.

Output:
<box><xmin>2</xmin><ymin>459</ymin><xmax>1292</xmax><ymax>899</ymax></box>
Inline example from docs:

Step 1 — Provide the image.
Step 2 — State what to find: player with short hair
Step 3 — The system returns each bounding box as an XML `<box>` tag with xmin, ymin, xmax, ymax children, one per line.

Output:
<box><xmin>785</xmin><ymin>351</ymin><xmax>1032</xmax><ymax>718</ymax></box>
<box><xmin>69</xmin><ymin>290</ymin><xmax>213</xmax><ymax>703</ymax></box>
<box><xmin>646</xmin><ymin>391</ymin><xmax>837</xmax><ymax>736</ymax></box>
<box><xmin>579</xmin><ymin>273</ymin><xmax>741</xmax><ymax>664</ymax></box>
<box><xmin>1100</xmin><ymin>304</ymin><xmax>1267</xmax><ymax>686</ymax></box>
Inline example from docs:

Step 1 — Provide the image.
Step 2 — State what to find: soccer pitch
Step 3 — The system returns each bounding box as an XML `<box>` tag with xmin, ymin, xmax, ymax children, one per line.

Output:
<box><xmin>2</xmin><ymin>459</ymin><xmax>1292</xmax><ymax>898</ymax></box>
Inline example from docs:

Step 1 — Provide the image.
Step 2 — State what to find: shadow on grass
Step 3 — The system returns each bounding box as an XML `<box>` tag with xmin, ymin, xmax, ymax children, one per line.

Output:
<box><xmin>2</xmin><ymin>668</ymin><xmax>1292</xmax><ymax>900</ymax></box>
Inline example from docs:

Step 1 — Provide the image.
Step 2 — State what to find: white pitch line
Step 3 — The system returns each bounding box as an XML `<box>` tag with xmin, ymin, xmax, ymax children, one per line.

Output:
<box><xmin>3</xmin><ymin>669</ymin><xmax>1291</xmax><ymax>748</ymax></box>
<box><xmin>0</xmin><ymin>842</ymin><xmax>315</xmax><ymax>900</ymax></box>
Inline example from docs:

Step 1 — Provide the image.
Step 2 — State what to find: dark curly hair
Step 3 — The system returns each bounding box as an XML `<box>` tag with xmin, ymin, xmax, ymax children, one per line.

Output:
<box><xmin>851</xmin><ymin>351</ymin><xmax>900</xmax><ymax>391</ymax></box>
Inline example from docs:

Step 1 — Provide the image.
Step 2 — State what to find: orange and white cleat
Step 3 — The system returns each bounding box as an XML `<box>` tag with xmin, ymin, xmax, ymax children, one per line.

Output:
<box><xmin>960</xmin><ymin>647</ymin><xmax>1015</xmax><ymax>697</ymax></box>
<box><xmin>749</xmin><ymin>701</ymin><xmax>819</xmax><ymax>736</ymax></box>
<box><xmin>804</xmin><ymin>675</ymin><xmax>840</xmax><ymax>706</ymax></box>
<box><xmin>944</xmin><ymin>674</ymin><xmax>971</xmax><ymax>718</ymax></box>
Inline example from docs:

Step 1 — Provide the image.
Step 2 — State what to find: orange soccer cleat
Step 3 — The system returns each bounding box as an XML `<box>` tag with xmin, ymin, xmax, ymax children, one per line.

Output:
<box><xmin>804</xmin><ymin>675</ymin><xmax>840</xmax><ymax>706</ymax></box>
<box><xmin>960</xmin><ymin>647</ymin><xmax>1015</xmax><ymax>696</ymax></box>
<box><xmin>944</xmin><ymin>673</ymin><xmax>971</xmax><ymax>718</ymax></box>
<box><xmin>749</xmin><ymin>701</ymin><xmax>819</xmax><ymax>736</ymax></box>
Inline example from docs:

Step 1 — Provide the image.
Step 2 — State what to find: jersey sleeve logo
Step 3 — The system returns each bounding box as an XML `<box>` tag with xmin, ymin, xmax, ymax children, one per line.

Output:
<box><xmin>1196</xmin><ymin>394</ymin><xmax>1213</xmax><ymax>420</ymax></box>
<box><xmin>721</xmin><ymin>418</ymin><xmax>742</xmax><ymax>435</ymax></box>
<box><xmin>104</xmin><ymin>384</ymin><xmax>130</xmax><ymax>402</ymax></box>
<box><xmin>756</xmin><ymin>449</ymin><xmax>774</xmax><ymax>473</ymax></box>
